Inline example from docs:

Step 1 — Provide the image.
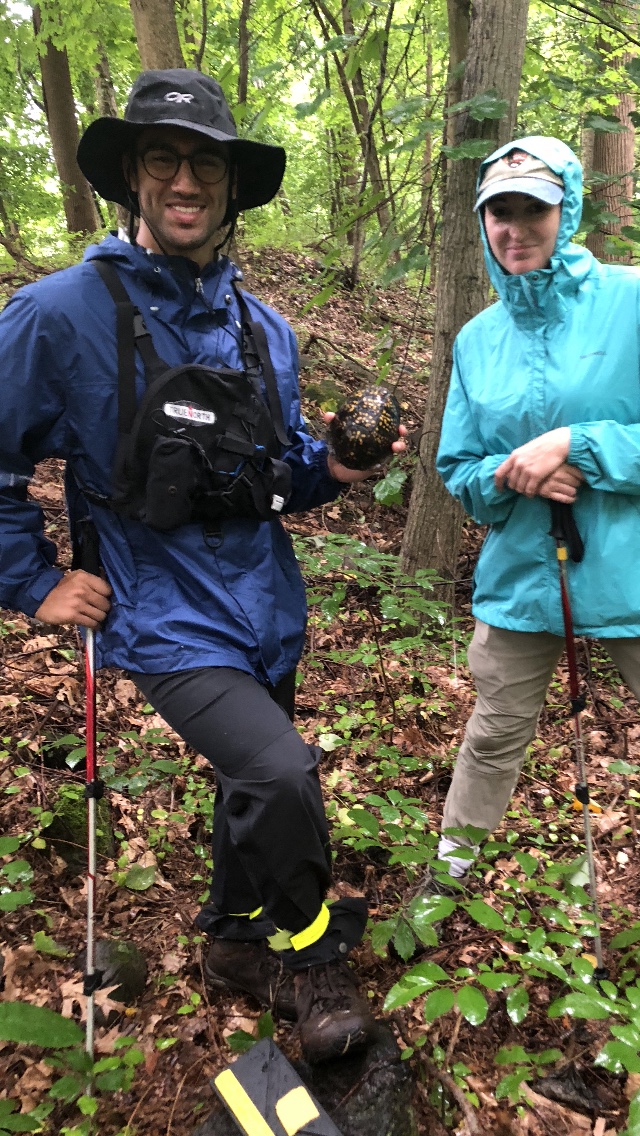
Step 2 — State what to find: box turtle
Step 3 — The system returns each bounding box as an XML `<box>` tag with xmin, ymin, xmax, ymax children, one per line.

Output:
<box><xmin>328</xmin><ymin>385</ymin><xmax>401</xmax><ymax>470</ymax></box>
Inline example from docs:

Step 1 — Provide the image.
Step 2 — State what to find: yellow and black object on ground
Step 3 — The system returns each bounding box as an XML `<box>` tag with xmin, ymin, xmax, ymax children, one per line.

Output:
<box><xmin>213</xmin><ymin>1038</ymin><xmax>344</xmax><ymax>1136</ymax></box>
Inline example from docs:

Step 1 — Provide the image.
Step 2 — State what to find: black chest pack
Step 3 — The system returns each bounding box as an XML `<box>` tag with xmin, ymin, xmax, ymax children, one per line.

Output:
<box><xmin>87</xmin><ymin>260</ymin><xmax>292</xmax><ymax>532</ymax></box>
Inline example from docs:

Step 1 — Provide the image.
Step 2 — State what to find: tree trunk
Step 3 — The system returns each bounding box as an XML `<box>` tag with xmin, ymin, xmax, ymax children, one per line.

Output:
<box><xmin>585</xmin><ymin>6</ymin><xmax>635</xmax><ymax>263</ymax></box>
<box><xmin>95</xmin><ymin>50</ymin><xmax>129</xmax><ymax>231</ymax></box>
<box><xmin>129</xmin><ymin>0</ymin><xmax>185</xmax><ymax>70</ymax></box>
<box><xmin>237</xmin><ymin>0</ymin><xmax>251</xmax><ymax>107</ymax></box>
<box><xmin>310</xmin><ymin>0</ymin><xmax>392</xmax><ymax>246</ymax></box>
<box><xmin>32</xmin><ymin>6</ymin><xmax>99</xmax><ymax>235</ymax></box>
<box><xmin>401</xmin><ymin>0</ymin><xmax>529</xmax><ymax>601</ymax></box>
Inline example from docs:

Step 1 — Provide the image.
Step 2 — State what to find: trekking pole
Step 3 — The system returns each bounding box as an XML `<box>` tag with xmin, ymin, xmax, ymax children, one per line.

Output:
<box><xmin>75</xmin><ymin>519</ymin><xmax>104</xmax><ymax>1062</ymax></box>
<box><xmin>549</xmin><ymin>501</ymin><xmax>608</xmax><ymax>982</ymax></box>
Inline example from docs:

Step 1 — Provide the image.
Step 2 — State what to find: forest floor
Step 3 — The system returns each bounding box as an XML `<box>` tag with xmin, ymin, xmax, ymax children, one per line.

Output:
<box><xmin>1</xmin><ymin>246</ymin><xmax>640</xmax><ymax>1136</ymax></box>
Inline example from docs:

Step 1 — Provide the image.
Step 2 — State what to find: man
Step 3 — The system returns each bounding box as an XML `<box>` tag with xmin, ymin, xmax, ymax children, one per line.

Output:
<box><xmin>0</xmin><ymin>69</ymin><xmax>403</xmax><ymax>1062</ymax></box>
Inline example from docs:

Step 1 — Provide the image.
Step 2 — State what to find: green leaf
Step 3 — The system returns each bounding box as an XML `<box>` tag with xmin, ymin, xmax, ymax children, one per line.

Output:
<box><xmin>294</xmin><ymin>89</ymin><xmax>330</xmax><ymax>119</ymax></box>
<box><xmin>477</xmin><ymin>972</ymin><xmax>519</xmax><ymax>991</ymax></box>
<box><xmin>625</xmin><ymin>57</ymin><xmax>640</xmax><ymax>86</ymax></box>
<box><xmin>1</xmin><ymin>860</ymin><xmax>33</xmax><ymax>886</ymax></box>
<box><xmin>408</xmin><ymin>893</ymin><xmax>456</xmax><ymax>927</ymax></box>
<box><xmin>226</xmin><ymin>1028</ymin><xmax>256</xmax><ymax>1053</ymax></box>
<box><xmin>506</xmin><ymin>984</ymin><xmax>529</xmax><ymax>1025</ymax></box>
<box><xmin>0</xmin><ymin>1002</ymin><xmax>84</xmax><ymax>1047</ymax></box>
<box><xmin>33</xmin><ymin>931</ymin><xmax>69</xmax><ymax>957</ymax></box>
<box><xmin>514</xmin><ymin>851</ymin><xmax>538</xmax><ymax>878</ymax></box>
<box><xmin>257</xmin><ymin>1012</ymin><xmax>274</xmax><ymax>1040</ymax></box>
<box><xmin>346</xmin><ymin>808</ymin><xmax>380</xmax><ymax>837</ymax></box>
<box><xmin>595</xmin><ymin>1041</ymin><xmax>640</xmax><ymax>1074</ymax></box>
<box><xmin>391</xmin><ymin>921</ymin><xmax>416</xmax><ymax>964</ymax></box>
<box><xmin>608</xmin><ymin>760</ymin><xmax>640</xmax><ymax>775</ymax></box>
<box><xmin>456</xmin><ymin>985</ymin><xmax>488</xmax><ymax>1025</ymax></box>
<box><xmin>0</xmin><ymin>889</ymin><xmax>35</xmax><ymax>912</ymax></box>
<box><xmin>383</xmin><ymin>961</ymin><xmax>447</xmax><ymax>1011</ymax></box>
<box><xmin>520</xmin><ymin>952</ymin><xmax>568</xmax><ymax>982</ymax></box>
<box><xmin>150</xmin><ymin>760</ymin><xmax>181</xmax><ymax>774</ymax></box>
<box><xmin>464</xmin><ymin>899</ymin><xmax>505</xmax><ymax>931</ymax></box>
<box><xmin>610</xmin><ymin>925</ymin><xmax>640</xmax><ymax>949</ymax></box>
<box><xmin>370</xmin><ymin>919</ymin><xmax>397</xmax><ymax>954</ymax></box>
<box><xmin>317</xmin><ymin>733</ymin><xmax>343</xmax><ymax>752</ymax></box>
<box><xmin>584</xmin><ymin>114</ymin><xmax>627</xmax><ymax>133</ymax></box>
<box><xmin>0</xmin><ymin>837</ymin><xmax>21</xmax><ymax>856</ymax></box>
<box><xmin>424</xmin><ymin>986</ymin><xmax>455</xmax><ymax>1022</ymax></box>
<box><xmin>373</xmin><ymin>467</ymin><xmax>407</xmax><ymax>507</ymax></box>
<box><xmin>441</xmin><ymin>139</ymin><xmax>495</xmax><ymax>161</ymax></box>
<box><xmin>495</xmin><ymin>1045</ymin><xmax>532</xmax><ymax>1066</ymax></box>
<box><xmin>548</xmin><ymin>992</ymin><xmax>614</xmax><ymax>1020</ymax></box>
<box><xmin>124</xmin><ymin>865</ymin><xmax>156</xmax><ymax>891</ymax></box>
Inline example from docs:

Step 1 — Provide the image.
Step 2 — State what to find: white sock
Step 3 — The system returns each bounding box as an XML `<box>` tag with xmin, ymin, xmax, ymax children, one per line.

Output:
<box><xmin>438</xmin><ymin>836</ymin><xmax>475</xmax><ymax>878</ymax></box>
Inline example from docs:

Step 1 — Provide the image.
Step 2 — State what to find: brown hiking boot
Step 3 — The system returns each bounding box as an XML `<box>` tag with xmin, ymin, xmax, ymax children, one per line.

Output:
<box><xmin>294</xmin><ymin>960</ymin><xmax>376</xmax><ymax>1064</ymax></box>
<box><xmin>203</xmin><ymin>939</ymin><xmax>296</xmax><ymax>1019</ymax></box>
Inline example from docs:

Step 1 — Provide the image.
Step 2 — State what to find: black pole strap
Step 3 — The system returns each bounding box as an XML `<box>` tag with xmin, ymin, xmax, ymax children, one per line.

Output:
<box><xmin>548</xmin><ymin>501</ymin><xmax>585</xmax><ymax>563</ymax></box>
<box><xmin>72</xmin><ymin>517</ymin><xmax>102</xmax><ymax>576</ymax></box>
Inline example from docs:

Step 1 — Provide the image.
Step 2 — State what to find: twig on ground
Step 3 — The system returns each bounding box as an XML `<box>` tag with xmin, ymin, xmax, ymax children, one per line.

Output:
<box><xmin>123</xmin><ymin>1080</ymin><xmax>156</xmax><ymax>1134</ymax></box>
<box><xmin>391</xmin><ymin>1013</ymin><xmax>481</xmax><ymax>1135</ymax></box>
<box><xmin>166</xmin><ymin>1055</ymin><xmax>207</xmax><ymax>1135</ymax></box>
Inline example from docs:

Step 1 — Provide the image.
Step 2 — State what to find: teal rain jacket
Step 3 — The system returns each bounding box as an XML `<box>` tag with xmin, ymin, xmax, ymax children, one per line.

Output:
<box><xmin>436</xmin><ymin>136</ymin><xmax>640</xmax><ymax>638</ymax></box>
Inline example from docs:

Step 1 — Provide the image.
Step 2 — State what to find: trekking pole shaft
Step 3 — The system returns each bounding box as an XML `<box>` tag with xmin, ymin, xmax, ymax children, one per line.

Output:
<box><xmin>552</xmin><ymin>521</ymin><xmax>606</xmax><ymax>977</ymax></box>
<box><xmin>85</xmin><ymin>627</ymin><xmax>97</xmax><ymax>1060</ymax></box>
<box><xmin>75</xmin><ymin>518</ymin><xmax>103</xmax><ymax>1065</ymax></box>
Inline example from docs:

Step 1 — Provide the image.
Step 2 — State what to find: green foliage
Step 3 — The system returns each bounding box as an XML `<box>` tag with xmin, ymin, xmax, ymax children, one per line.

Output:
<box><xmin>0</xmin><ymin>1003</ymin><xmax>84</xmax><ymax>1048</ymax></box>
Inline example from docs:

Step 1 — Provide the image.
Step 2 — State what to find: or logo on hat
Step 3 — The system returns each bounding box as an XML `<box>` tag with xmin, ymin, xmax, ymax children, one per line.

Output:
<box><xmin>164</xmin><ymin>91</ymin><xmax>194</xmax><ymax>103</ymax></box>
<box><xmin>506</xmin><ymin>150</ymin><xmax>528</xmax><ymax>168</ymax></box>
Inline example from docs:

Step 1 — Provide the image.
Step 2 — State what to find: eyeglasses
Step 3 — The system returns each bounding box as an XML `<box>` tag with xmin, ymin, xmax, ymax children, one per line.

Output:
<box><xmin>138</xmin><ymin>145</ymin><xmax>229</xmax><ymax>185</ymax></box>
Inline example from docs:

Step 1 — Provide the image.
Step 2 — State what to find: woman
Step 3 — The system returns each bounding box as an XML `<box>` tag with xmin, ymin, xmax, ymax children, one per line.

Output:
<box><xmin>428</xmin><ymin>136</ymin><xmax>640</xmax><ymax>884</ymax></box>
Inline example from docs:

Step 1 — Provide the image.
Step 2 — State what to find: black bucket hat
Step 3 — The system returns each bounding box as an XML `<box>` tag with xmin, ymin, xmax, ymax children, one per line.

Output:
<box><xmin>77</xmin><ymin>69</ymin><xmax>286</xmax><ymax>215</ymax></box>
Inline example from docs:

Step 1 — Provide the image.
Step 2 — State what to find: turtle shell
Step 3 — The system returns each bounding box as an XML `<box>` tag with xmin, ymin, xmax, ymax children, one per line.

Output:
<box><xmin>328</xmin><ymin>385</ymin><xmax>401</xmax><ymax>470</ymax></box>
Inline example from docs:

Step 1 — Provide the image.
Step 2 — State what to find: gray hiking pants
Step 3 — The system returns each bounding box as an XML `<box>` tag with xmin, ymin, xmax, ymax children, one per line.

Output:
<box><xmin>442</xmin><ymin>621</ymin><xmax>640</xmax><ymax>845</ymax></box>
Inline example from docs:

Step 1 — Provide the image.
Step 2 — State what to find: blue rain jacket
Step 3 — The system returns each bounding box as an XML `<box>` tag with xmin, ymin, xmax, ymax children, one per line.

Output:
<box><xmin>437</xmin><ymin>136</ymin><xmax>640</xmax><ymax>638</ymax></box>
<box><xmin>0</xmin><ymin>235</ymin><xmax>341</xmax><ymax>681</ymax></box>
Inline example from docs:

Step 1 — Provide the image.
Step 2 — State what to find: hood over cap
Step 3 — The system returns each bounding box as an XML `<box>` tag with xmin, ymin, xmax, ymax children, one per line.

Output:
<box><xmin>476</xmin><ymin>136</ymin><xmax>589</xmax><ymax>323</ymax></box>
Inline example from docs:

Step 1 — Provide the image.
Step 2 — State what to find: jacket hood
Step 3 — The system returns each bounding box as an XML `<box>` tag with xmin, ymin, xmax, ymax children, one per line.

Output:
<box><xmin>477</xmin><ymin>136</ymin><xmax>593</xmax><ymax>323</ymax></box>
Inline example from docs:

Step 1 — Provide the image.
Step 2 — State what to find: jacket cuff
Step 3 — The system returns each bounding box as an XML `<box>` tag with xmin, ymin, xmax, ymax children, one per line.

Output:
<box><xmin>15</xmin><ymin>568</ymin><xmax>64</xmax><ymax>618</ymax></box>
<box><xmin>568</xmin><ymin>426</ymin><xmax>597</xmax><ymax>478</ymax></box>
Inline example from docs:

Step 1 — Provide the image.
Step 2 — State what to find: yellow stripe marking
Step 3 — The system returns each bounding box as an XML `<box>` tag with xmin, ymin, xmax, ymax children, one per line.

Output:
<box><xmin>214</xmin><ymin>1069</ymin><xmax>275</xmax><ymax>1136</ymax></box>
<box><xmin>290</xmin><ymin>903</ymin><xmax>331</xmax><ymax>951</ymax></box>
<box><xmin>275</xmin><ymin>1086</ymin><xmax>320</xmax><ymax>1135</ymax></box>
<box><xmin>557</xmin><ymin>546</ymin><xmax>568</xmax><ymax>561</ymax></box>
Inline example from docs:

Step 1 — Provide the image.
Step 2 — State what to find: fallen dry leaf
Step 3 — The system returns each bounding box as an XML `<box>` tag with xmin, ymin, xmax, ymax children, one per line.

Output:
<box><xmin>521</xmin><ymin>1083</ymin><xmax>592</xmax><ymax>1133</ymax></box>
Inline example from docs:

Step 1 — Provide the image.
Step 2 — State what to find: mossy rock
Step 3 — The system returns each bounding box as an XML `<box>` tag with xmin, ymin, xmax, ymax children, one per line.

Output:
<box><xmin>48</xmin><ymin>788</ymin><xmax>114</xmax><ymax>873</ymax></box>
<box><xmin>77</xmin><ymin>938</ymin><xmax>147</xmax><ymax>1024</ymax></box>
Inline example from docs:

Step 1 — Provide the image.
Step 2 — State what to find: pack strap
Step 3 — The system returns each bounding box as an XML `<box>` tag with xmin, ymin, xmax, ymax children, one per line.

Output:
<box><xmin>92</xmin><ymin>260</ymin><xmax>289</xmax><ymax>448</ymax></box>
<box><xmin>234</xmin><ymin>286</ymin><xmax>290</xmax><ymax>448</ymax></box>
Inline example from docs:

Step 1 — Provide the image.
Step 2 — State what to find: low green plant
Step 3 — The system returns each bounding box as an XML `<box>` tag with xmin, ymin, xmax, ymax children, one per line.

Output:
<box><xmin>0</xmin><ymin>1001</ymin><xmax>146</xmax><ymax>1135</ymax></box>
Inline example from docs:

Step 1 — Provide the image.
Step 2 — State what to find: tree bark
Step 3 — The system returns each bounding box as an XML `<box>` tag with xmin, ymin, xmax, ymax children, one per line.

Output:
<box><xmin>237</xmin><ymin>0</ymin><xmax>251</xmax><ymax>107</ymax></box>
<box><xmin>32</xmin><ymin>6</ymin><xmax>99</xmax><ymax>235</ymax></box>
<box><xmin>401</xmin><ymin>0</ymin><xmax>529</xmax><ymax>601</ymax></box>
<box><xmin>585</xmin><ymin>5</ymin><xmax>636</xmax><ymax>263</ymax></box>
<box><xmin>129</xmin><ymin>0</ymin><xmax>185</xmax><ymax>70</ymax></box>
<box><xmin>310</xmin><ymin>0</ymin><xmax>392</xmax><ymax>249</ymax></box>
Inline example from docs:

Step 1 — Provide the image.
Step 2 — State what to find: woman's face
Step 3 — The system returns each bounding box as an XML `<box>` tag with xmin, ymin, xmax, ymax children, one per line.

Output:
<box><xmin>483</xmin><ymin>193</ymin><xmax>562</xmax><ymax>275</ymax></box>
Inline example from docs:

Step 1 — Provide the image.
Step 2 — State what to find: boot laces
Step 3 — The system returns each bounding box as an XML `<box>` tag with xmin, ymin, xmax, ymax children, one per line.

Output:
<box><xmin>296</xmin><ymin>960</ymin><xmax>357</xmax><ymax>1021</ymax></box>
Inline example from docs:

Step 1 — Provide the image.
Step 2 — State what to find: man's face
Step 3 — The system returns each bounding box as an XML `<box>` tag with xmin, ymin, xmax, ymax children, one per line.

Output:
<box><xmin>127</xmin><ymin>125</ymin><xmax>232</xmax><ymax>267</ymax></box>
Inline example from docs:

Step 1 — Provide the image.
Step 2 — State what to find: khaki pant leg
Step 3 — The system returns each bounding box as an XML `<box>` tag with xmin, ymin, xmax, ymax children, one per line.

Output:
<box><xmin>601</xmin><ymin>638</ymin><xmax>640</xmax><ymax>703</ymax></box>
<box><xmin>442</xmin><ymin>621</ymin><xmax>563</xmax><ymax>844</ymax></box>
